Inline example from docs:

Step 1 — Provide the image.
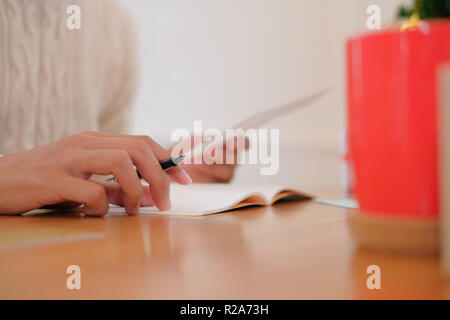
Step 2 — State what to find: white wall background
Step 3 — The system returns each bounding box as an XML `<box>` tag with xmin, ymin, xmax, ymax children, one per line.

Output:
<box><xmin>122</xmin><ymin>0</ymin><xmax>410</xmax><ymax>150</ymax></box>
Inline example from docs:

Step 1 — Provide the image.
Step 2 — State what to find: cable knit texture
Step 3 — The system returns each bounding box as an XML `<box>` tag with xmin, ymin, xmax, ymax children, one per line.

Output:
<box><xmin>0</xmin><ymin>0</ymin><xmax>137</xmax><ymax>155</ymax></box>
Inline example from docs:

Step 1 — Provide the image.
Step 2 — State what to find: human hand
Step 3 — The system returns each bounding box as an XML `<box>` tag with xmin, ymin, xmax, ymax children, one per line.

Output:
<box><xmin>0</xmin><ymin>131</ymin><xmax>192</xmax><ymax>216</ymax></box>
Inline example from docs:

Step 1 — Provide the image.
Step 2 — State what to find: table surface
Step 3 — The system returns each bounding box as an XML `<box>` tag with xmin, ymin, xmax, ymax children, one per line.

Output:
<box><xmin>0</xmin><ymin>199</ymin><xmax>447</xmax><ymax>299</ymax></box>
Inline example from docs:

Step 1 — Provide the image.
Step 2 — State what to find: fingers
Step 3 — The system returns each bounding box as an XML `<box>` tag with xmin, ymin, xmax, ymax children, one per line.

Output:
<box><xmin>81</xmin><ymin>131</ymin><xmax>192</xmax><ymax>185</ymax></box>
<box><xmin>58</xmin><ymin>178</ymin><xmax>109</xmax><ymax>216</ymax></box>
<box><xmin>72</xmin><ymin>137</ymin><xmax>171</xmax><ymax>210</ymax></box>
<box><xmin>59</xmin><ymin>177</ymin><xmax>154</xmax><ymax>217</ymax></box>
<box><xmin>205</xmin><ymin>165</ymin><xmax>235</xmax><ymax>182</ymax></box>
<box><xmin>91</xmin><ymin>178</ymin><xmax>154</xmax><ymax>207</ymax></box>
<box><xmin>73</xmin><ymin>132</ymin><xmax>191</xmax><ymax>210</ymax></box>
<box><xmin>67</xmin><ymin>149</ymin><xmax>144</xmax><ymax>214</ymax></box>
<box><xmin>186</xmin><ymin>164</ymin><xmax>235</xmax><ymax>183</ymax></box>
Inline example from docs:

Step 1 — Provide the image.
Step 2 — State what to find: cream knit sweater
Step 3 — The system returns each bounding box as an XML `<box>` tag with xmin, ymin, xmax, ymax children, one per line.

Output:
<box><xmin>0</xmin><ymin>0</ymin><xmax>137</xmax><ymax>155</ymax></box>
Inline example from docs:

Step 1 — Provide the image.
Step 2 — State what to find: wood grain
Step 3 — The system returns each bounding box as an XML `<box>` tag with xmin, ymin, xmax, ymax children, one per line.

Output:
<box><xmin>0</xmin><ymin>201</ymin><xmax>447</xmax><ymax>299</ymax></box>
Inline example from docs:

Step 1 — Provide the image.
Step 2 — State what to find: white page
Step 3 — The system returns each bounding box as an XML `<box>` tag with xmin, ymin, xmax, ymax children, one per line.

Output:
<box><xmin>183</xmin><ymin>88</ymin><xmax>330</xmax><ymax>159</ymax></box>
<box><xmin>107</xmin><ymin>184</ymin><xmax>301</xmax><ymax>216</ymax></box>
<box><xmin>315</xmin><ymin>198</ymin><xmax>358</xmax><ymax>209</ymax></box>
<box><xmin>232</xmin><ymin>87</ymin><xmax>330</xmax><ymax>130</ymax></box>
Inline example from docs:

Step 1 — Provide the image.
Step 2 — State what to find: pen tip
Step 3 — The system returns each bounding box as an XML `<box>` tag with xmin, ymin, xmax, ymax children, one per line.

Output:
<box><xmin>173</xmin><ymin>155</ymin><xmax>185</xmax><ymax>165</ymax></box>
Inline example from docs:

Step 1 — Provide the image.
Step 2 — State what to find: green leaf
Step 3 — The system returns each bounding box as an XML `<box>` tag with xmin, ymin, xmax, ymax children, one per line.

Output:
<box><xmin>397</xmin><ymin>0</ymin><xmax>450</xmax><ymax>19</ymax></box>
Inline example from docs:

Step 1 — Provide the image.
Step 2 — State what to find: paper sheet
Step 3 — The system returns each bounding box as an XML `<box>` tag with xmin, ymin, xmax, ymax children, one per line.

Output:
<box><xmin>183</xmin><ymin>88</ymin><xmax>330</xmax><ymax>159</ymax></box>
<box><xmin>315</xmin><ymin>198</ymin><xmax>358</xmax><ymax>209</ymax></box>
<box><xmin>107</xmin><ymin>184</ymin><xmax>303</xmax><ymax>216</ymax></box>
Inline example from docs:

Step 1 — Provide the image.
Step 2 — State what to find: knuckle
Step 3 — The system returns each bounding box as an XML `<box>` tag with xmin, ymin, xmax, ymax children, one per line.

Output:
<box><xmin>87</xmin><ymin>185</ymin><xmax>106</xmax><ymax>203</ymax></box>
<box><xmin>62</xmin><ymin>133</ymin><xmax>89</xmax><ymax>147</ymax></box>
<box><xmin>139</xmin><ymin>135</ymin><xmax>154</xmax><ymax>145</ymax></box>
<box><xmin>110</xmin><ymin>150</ymin><xmax>130</xmax><ymax>167</ymax></box>
<box><xmin>81</xmin><ymin>130</ymin><xmax>98</xmax><ymax>136</ymax></box>
<box><xmin>132</xmin><ymin>139</ymin><xmax>149</xmax><ymax>156</ymax></box>
<box><xmin>62</xmin><ymin>134</ymin><xmax>80</xmax><ymax>145</ymax></box>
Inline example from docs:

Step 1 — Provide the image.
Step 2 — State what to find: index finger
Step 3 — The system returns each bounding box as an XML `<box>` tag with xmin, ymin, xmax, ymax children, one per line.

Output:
<box><xmin>81</xmin><ymin>131</ymin><xmax>192</xmax><ymax>184</ymax></box>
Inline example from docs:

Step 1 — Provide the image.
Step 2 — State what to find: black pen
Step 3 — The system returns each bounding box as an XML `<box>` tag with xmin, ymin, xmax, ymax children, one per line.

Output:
<box><xmin>159</xmin><ymin>155</ymin><xmax>186</xmax><ymax>171</ymax></box>
<box><xmin>109</xmin><ymin>155</ymin><xmax>186</xmax><ymax>181</ymax></box>
<box><xmin>137</xmin><ymin>155</ymin><xmax>186</xmax><ymax>178</ymax></box>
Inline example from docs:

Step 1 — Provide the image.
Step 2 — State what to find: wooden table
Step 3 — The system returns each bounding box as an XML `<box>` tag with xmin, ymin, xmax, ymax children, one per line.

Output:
<box><xmin>0</xmin><ymin>200</ymin><xmax>447</xmax><ymax>299</ymax></box>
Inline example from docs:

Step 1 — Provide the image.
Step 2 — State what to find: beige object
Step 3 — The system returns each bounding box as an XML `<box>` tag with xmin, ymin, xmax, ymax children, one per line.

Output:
<box><xmin>0</xmin><ymin>0</ymin><xmax>137</xmax><ymax>155</ymax></box>
<box><xmin>440</xmin><ymin>63</ymin><xmax>450</xmax><ymax>275</ymax></box>
<box><xmin>348</xmin><ymin>211</ymin><xmax>439</xmax><ymax>255</ymax></box>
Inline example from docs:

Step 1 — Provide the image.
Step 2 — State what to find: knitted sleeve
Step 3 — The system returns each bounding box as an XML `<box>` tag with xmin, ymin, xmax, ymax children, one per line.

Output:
<box><xmin>98</xmin><ymin>1</ymin><xmax>139</xmax><ymax>135</ymax></box>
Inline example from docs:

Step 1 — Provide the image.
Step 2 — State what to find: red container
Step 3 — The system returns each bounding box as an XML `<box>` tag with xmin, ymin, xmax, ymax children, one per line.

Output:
<box><xmin>347</xmin><ymin>20</ymin><xmax>450</xmax><ymax>219</ymax></box>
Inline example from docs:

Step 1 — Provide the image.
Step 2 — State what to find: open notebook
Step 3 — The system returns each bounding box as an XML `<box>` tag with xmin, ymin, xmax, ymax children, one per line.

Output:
<box><xmin>108</xmin><ymin>184</ymin><xmax>313</xmax><ymax>216</ymax></box>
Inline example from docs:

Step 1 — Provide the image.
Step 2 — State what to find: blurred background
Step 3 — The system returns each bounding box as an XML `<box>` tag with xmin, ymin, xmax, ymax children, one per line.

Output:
<box><xmin>121</xmin><ymin>0</ymin><xmax>412</xmax><ymax>194</ymax></box>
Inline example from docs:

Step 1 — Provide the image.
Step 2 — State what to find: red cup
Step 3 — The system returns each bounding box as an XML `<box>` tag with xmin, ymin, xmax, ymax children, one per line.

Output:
<box><xmin>347</xmin><ymin>20</ymin><xmax>450</xmax><ymax>219</ymax></box>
